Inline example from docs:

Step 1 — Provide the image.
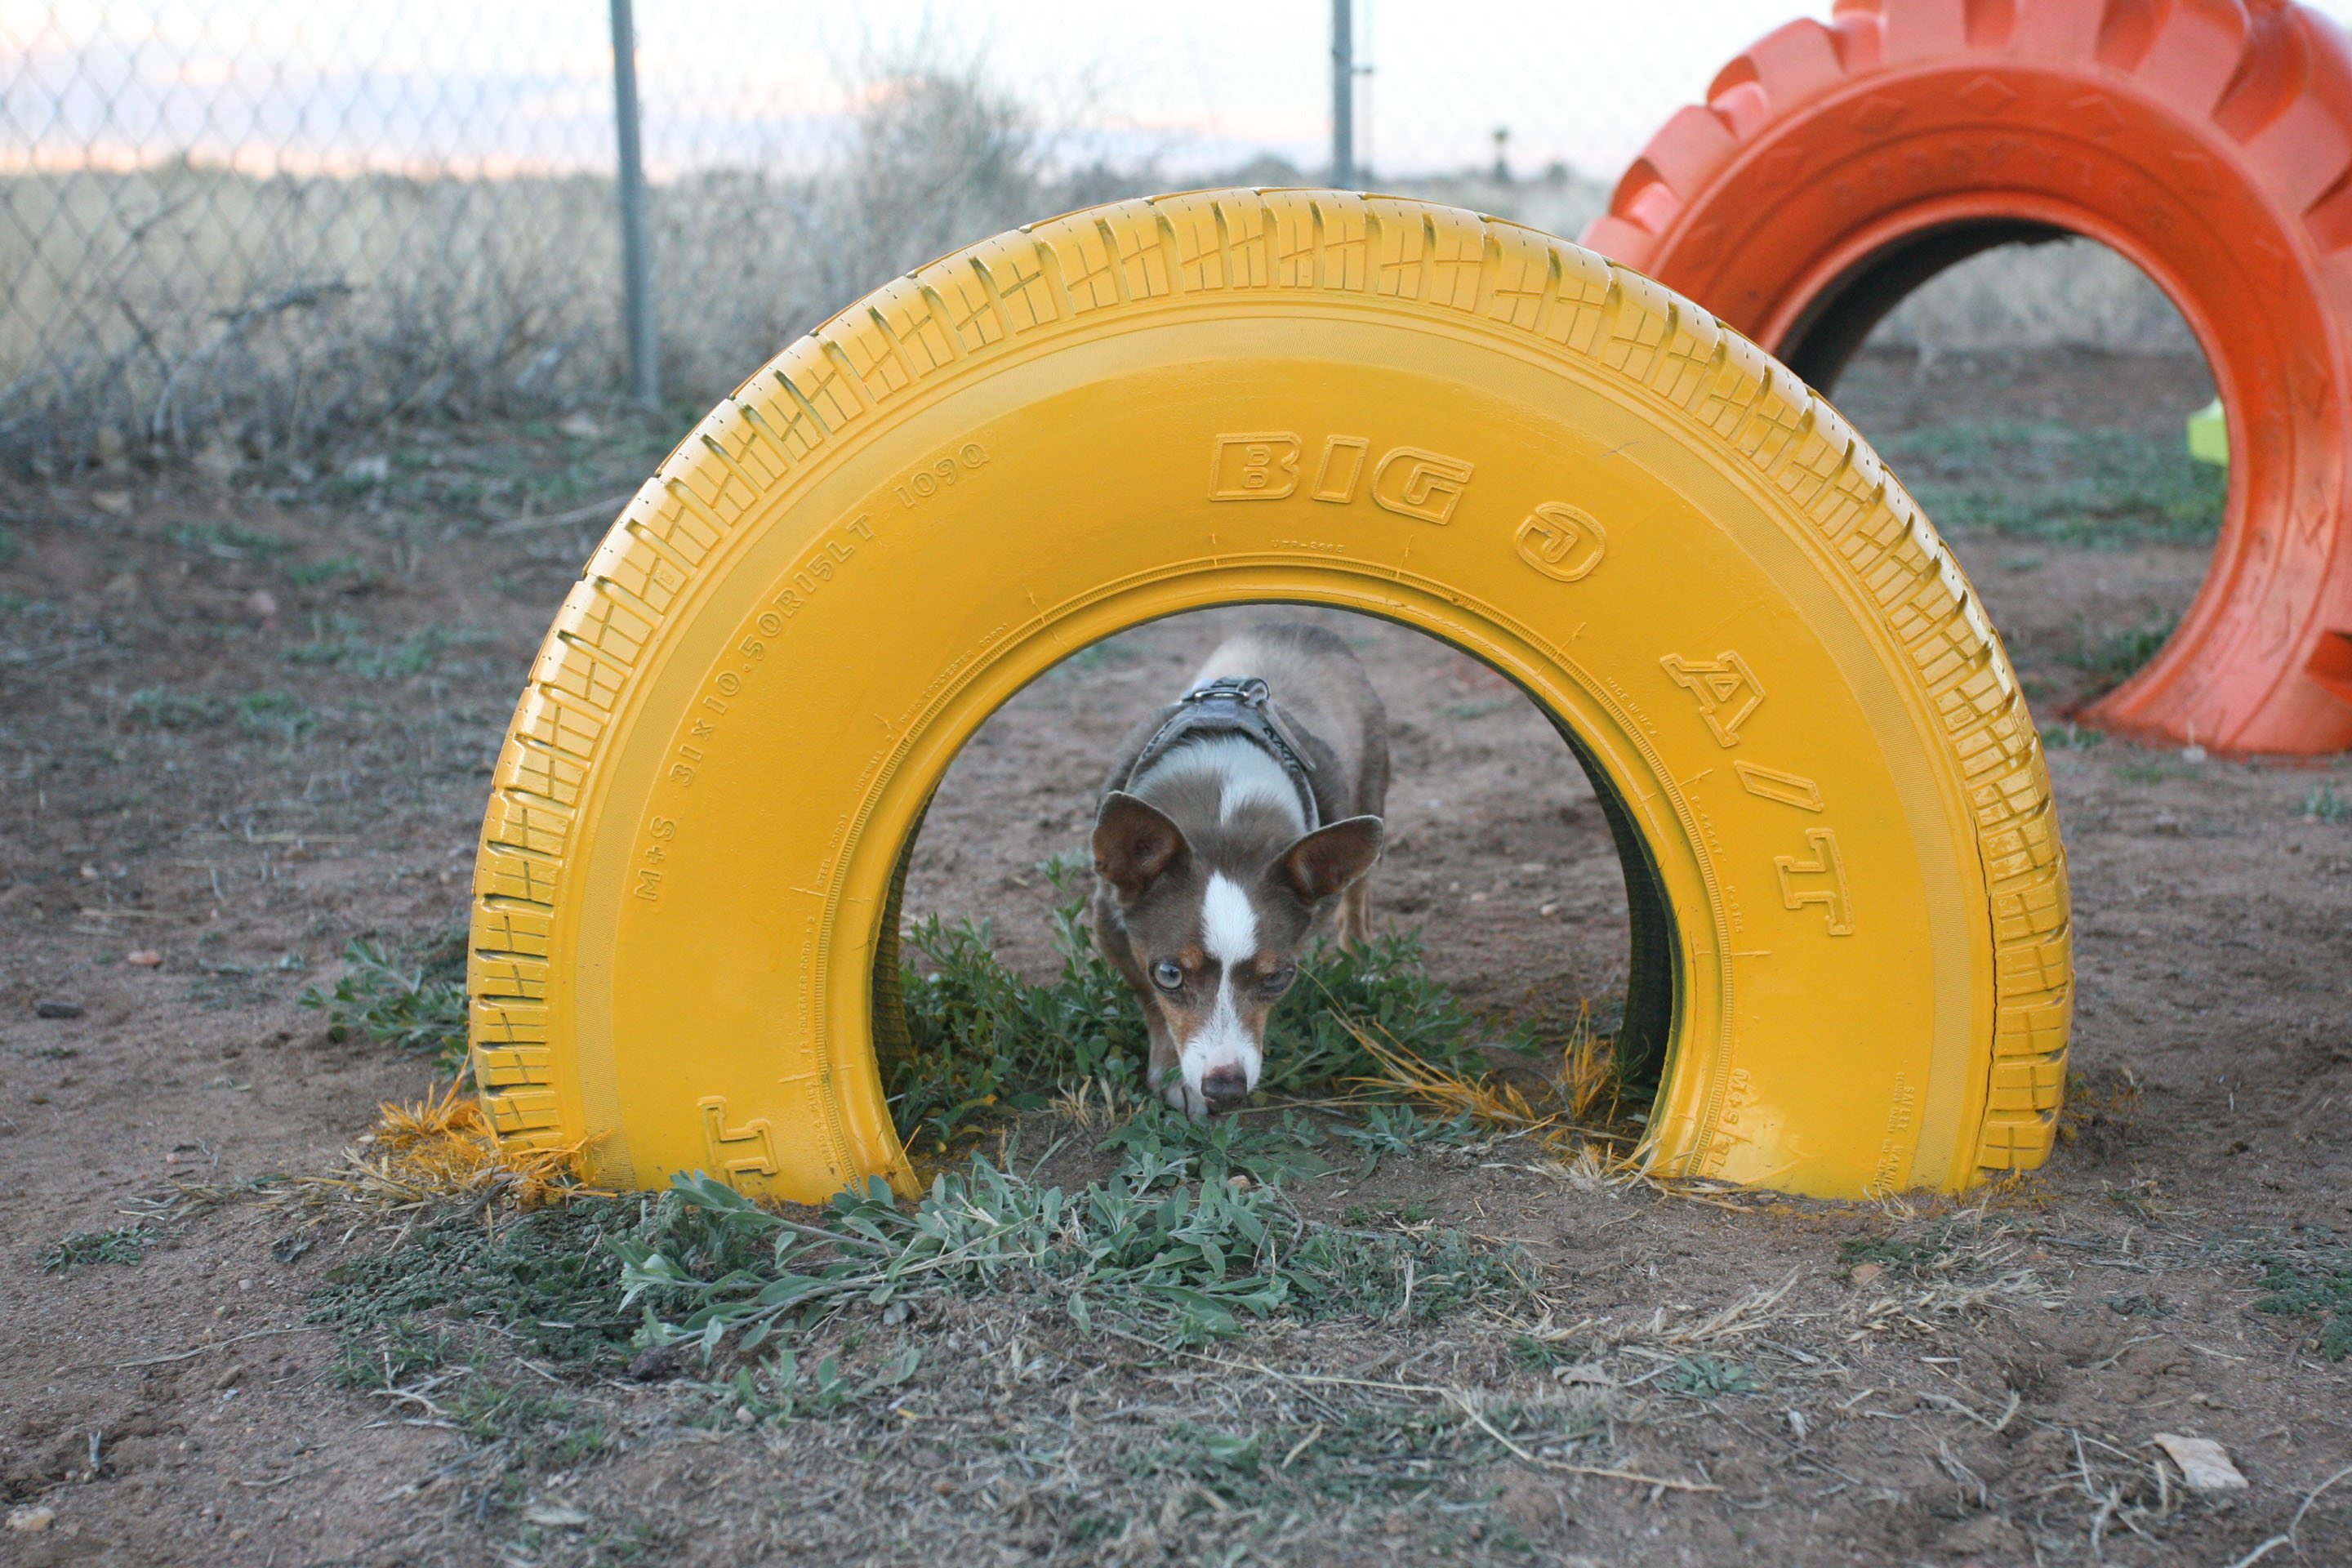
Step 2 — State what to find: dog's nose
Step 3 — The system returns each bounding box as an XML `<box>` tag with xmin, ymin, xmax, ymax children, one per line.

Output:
<box><xmin>1200</xmin><ymin>1065</ymin><xmax>1250</xmax><ymax>1110</ymax></box>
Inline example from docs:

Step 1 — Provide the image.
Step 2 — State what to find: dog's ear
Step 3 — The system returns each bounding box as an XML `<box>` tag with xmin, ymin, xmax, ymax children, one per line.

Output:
<box><xmin>1094</xmin><ymin>791</ymin><xmax>1190</xmax><ymax>897</ymax></box>
<box><xmin>1278</xmin><ymin>815</ymin><xmax>1384</xmax><ymax>903</ymax></box>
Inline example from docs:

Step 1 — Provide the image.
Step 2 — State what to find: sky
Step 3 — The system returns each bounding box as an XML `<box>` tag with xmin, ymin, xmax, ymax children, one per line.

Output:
<box><xmin>7</xmin><ymin>1</ymin><xmax>2352</xmax><ymax>182</ymax></box>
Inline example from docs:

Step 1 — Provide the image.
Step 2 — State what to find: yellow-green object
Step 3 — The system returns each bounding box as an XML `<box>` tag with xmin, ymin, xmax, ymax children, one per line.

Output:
<box><xmin>469</xmin><ymin>191</ymin><xmax>2071</xmax><ymax>1201</ymax></box>
<box><xmin>2187</xmin><ymin>398</ymin><xmax>2227</xmax><ymax>466</ymax></box>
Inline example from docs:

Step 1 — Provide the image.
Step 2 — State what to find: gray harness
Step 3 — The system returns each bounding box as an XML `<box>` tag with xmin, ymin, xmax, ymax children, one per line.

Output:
<box><xmin>1119</xmin><ymin>676</ymin><xmax>1321</xmax><ymax>832</ymax></box>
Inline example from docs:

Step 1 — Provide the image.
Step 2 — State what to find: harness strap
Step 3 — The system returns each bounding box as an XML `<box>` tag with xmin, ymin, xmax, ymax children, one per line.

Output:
<box><xmin>1119</xmin><ymin>676</ymin><xmax>1321</xmax><ymax>832</ymax></box>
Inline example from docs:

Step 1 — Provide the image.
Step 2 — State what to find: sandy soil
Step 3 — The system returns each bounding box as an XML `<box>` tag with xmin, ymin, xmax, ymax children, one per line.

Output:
<box><xmin>2</xmin><ymin>350</ymin><xmax>2348</xmax><ymax>1566</ymax></box>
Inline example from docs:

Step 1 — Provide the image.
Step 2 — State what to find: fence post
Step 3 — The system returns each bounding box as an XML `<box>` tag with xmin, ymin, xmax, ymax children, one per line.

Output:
<box><xmin>1331</xmin><ymin>0</ymin><xmax>1354</xmax><ymax>189</ymax></box>
<box><xmin>609</xmin><ymin>0</ymin><xmax>658</xmax><ymax>408</ymax></box>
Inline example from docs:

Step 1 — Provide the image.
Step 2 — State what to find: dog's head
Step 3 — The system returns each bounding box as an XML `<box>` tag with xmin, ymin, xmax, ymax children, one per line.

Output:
<box><xmin>1093</xmin><ymin>790</ymin><xmax>1383</xmax><ymax>1114</ymax></box>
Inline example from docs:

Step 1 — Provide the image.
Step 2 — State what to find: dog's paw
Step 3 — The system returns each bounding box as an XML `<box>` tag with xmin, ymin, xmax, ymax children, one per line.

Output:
<box><xmin>1161</xmin><ymin>1081</ymin><xmax>1209</xmax><ymax>1120</ymax></box>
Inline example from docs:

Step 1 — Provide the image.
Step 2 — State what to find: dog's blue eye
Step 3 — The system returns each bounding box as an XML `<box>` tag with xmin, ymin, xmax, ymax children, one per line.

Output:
<box><xmin>1152</xmin><ymin>960</ymin><xmax>1183</xmax><ymax>991</ymax></box>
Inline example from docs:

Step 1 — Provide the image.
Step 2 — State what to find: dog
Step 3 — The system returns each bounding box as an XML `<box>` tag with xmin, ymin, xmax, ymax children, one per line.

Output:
<box><xmin>1087</xmin><ymin>623</ymin><xmax>1389</xmax><ymax>1117</ymax></box>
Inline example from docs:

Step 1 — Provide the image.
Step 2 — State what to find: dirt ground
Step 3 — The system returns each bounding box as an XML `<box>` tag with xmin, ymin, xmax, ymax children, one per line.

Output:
<box><xmin>2</xmin><ymin>347</ymin><xmax>2349</xmax><ymax>1566</ymax></box>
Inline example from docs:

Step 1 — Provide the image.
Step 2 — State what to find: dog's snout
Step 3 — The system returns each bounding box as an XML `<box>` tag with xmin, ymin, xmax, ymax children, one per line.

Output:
<box><xmin>1200</xmin><ymin>1065</ymin><xmax>1250</xmax><ymax>1109</ymax></box>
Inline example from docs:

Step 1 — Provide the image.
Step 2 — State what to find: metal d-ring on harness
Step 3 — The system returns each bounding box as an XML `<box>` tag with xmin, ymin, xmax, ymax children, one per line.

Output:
<box><xmin>1120</xmin><ymin>676</ymin><xmax>1321</xmax><ymax>832</ymax></box>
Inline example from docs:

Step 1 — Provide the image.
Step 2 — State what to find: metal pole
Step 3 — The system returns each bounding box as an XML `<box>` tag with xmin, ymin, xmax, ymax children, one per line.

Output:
<box><xmin>609</xmin><ymin>0</ymin><xmax>657</xmax><ymax>408</ymax></box>
<box><xmin>1331</xmin><ymin>0</ymin><xmax>1354</xmax><ymax>189</ymax></box>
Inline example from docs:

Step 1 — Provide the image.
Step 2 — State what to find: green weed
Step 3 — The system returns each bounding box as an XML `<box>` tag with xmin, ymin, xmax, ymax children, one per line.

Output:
<box><xmin>1508</xmin><ymin>1334</ymin><xmax>1582</xmax><ymax>1370</ymax></box>
<box><xmin>234</xmin><ymin>690</ymin><xmax>314</xmax><ymax>741</ymax></box>
<box><xmin>2247</xmin><ymin>1230</ymin><xmax>2352</xmax><ymax>1360</ymax></box>
<box><xmin>122</xmin><ymin>687</ymin><xmax>225</xmax><ymax>728</ymax></box>
<box><xmin>615</xmin><ymin>1116</ymin><xmax>1532</xmax><ymax>1356</ymax></box>
<box><xmin>300</xmin><ymin>932</ymin><xmax>469</xmax><ymax>1069</ymax></box>
<box><xmin>0</xmin><ymin>525</ymin><xmax>19</xmax><ymax>566</ymax></box>
<box><xmin>1664</xmin><ymin>1355</ymin><xmax>1761</xmax><ymax>1396</ymax></box>
<box><xmin>1333</xmin><ymin>1102</ymin><xmax>1481</xmax><ymax>1178</ymax></box>
<box><xmin>889</xmin><ymin>896</ymin><xmax>1505</xmax><ymax>1154</ymax></box>
<box><xmin>332</xmin><ymin>1323</ymin><xmax>453</xmax><ymax>1388</ymax></box>
<box><xmin>42</xmin><ymin>1224</ymin><xmax>158</xmax><ymax>1272</ymax></box>
<box><xmin>2038</xmin><ymin>721</ymin><xmax>2105</xmax><ymax>751</ymax></box>
<box><xmin>886</xmin><ymin>911</ymin><xmax>1142</xmax><ymax>1152</ymax></box>
<box><xmin>1838</xmin><ymin>1232</ymin><xmax>1942</xmax><ymax>1278</ymax></box>
<box><xmin>2302</xmin><ymin>784</ymin><xmax>2350</xmax><ymax>824</ymax></box>
<box><xmin>1886</xmin><ymin>420</ymin><xmax>2225</xmax><ymax>547</ymax></box>
<box><xmin>1138</xmin><ymin>1396</ymin><xmax>1599</xmax><ymax>1516</ymax></box>
<box><xmin>280</xmin><ymin>552</ymin><xmax>378</xmax><ymax>590</ymax></box>
<box><xmin>444</xmin><ymin>1373</ymin><xmax>604</xmax><ymax>1462</ymax></box>
<box><xmin>714</xmin><ymin>1347</ymin><xmax>924</xmax><ymax>1425</ymax></box>
<box><xmin>163</xmin><ymin>521</ymin><xmax>289</xmax><ymax>559</ymax></box>
<box><xmin>1095</xmin><ymin>1104</ymin><xmax>1335</xmax><ymax>1187</ymax></box>
<box><xmin>310</xmin><ymin>1198</ymin><xmax>648</xmax><ymax>1370</ymax></box>
<box><xmin>2068</xmin><ymin>612</ymin><xmax>2177</xmax><ymax>691</ymax></box>
<box><xmin>283</xmin><ymin>619</ymin><xmax>446</xmax><ymax>677</ymax></box>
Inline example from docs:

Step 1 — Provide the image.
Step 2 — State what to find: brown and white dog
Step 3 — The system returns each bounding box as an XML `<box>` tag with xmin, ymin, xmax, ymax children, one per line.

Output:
<box><xmin>1087</xmin><ymin>624</ymin><xmax>1389</xmax><ymax>1117</ymax></box>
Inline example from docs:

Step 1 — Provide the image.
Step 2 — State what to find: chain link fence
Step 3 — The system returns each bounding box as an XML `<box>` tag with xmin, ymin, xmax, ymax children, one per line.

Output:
<box><xmin>9</xmin><ymin>0</ymin><xmax>2317</xmax><ymax>474</ymax></box>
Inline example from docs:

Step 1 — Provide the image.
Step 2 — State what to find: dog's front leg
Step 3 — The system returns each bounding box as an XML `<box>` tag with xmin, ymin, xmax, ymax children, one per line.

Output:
<box><xmin>1143</xmin><ymin>1012</ymin><xmax>1208</xmax><ymax>1118</ymax></box>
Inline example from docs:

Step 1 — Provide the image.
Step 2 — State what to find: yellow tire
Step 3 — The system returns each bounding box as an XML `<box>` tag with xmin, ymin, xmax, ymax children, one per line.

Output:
<box><xmin>470</xmin><ymin>189</ymin><xmax>2071</xmax><ymax>1201</ymax></box>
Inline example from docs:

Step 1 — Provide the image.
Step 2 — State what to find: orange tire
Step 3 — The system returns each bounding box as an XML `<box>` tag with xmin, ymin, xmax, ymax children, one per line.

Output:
<box><xmin>1583</xmin><ymin>0</ymin><xmax>2352</xmax><ymax>755</ymax></box>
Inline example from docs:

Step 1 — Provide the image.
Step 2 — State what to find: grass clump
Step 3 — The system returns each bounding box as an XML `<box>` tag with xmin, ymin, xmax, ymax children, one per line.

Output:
<box><xmin>1839</xmin><ymin>1233</ymin><xmax>1939</xmax><ymax>1276</ymax></box>
<box><xmin>887</xmin><ymin>880</ymin><xmax>1508</xmax><ymax>1154</ymax></box>
<box><xmin>283</xmin><ymin>620</ymin><xmax>448</xmax><ymax>677</ymax></box>
<box><xmin>2302</xmin><ymin>783</ymin><xmax>2350</xmax><ymax>824</ymax></box>
<box><xmin>233</xmin><ymin>690</ymin><xmax>315</xmax><ymax>741</ymax></box>
<box><xmin>122</xmin><ymin>687</ymin><xmax>225</xmax><ymax>728</ymax></box>
<box><xmin>1664</xmin><ymin>1354</ymin><xmax>1762</xmax><ymax>1397</ymax></box>
<box><xmin>1137</xmin><ymin>1393</ymin><xmax>1600</xmax><ymax>1521</ymax></box>
<box><xmin>1838</xmin><ymin>1212</ymin><xmax>2026</xmax><ymax>1282</ymax></box>
<box><xmin>279</xmin><ymin>553</ymin><xmax>377</xmax><ymax>590</ymax></box>
<box><xmin>617</xmin><ymin>1107</ymin><xmax>1532</xmax><ymax>1356</ymax></box>
<box><xmin>1886</xmin><ymin>419</ymin><xmax>2225</xmax><ymax>547</ymax></box>
<box><xmin>310</xmin><ymin>1198</ymin><xmax>647</xmax><ymax>1370</ymax></box>
<box><xmin>2039</xmin><ymin>721</ymin><xmax>2104</xmax><ymax>751</ymax></box>
<box><xmin>301</xmin><ymin>931</ymin><xmax>468</xmax><ymax>1070</ymax></box>
<box><xmin>442</xmin><ymin>1374</ymin><xmax>605</xmax><ymax>1466</ymax></box>
<box><xmin>2247</xmin><ymin>1230</ymin><xmax>2352</xmax><ymax>1360</ymax></box>
<box><xmin>2067</xmin><ymin>612</ymin><xmax>2177</xmax><ymax>692</ymax></box>
<box><xmin>309</xmin><ymin>1100</ymin><xmax>1528</xmax><ymax>1405</ymax></box>
<box><xmin>1333</xmin><ymin>1103</ymin><xmax>1481</xmax><ymax>1177</ymax></box>
<box><xmin>42</xmin><ymin>1224</ymin><xmax>159</xmax><ymax>1272</ymax></box>
<box><xmin>163</xmin><ymin>521</ymin><xmax>291</xmax><ymax>559</ymax></box>
<box><xmin>886</xmin><ymin>906</ymin><xmax>1141</xmax><ymax>1150</ymax></box>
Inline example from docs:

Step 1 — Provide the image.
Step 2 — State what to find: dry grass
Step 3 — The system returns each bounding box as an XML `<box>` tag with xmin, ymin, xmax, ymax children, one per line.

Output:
<box><xmin>1</xmin><ymin>70</ymin><xmax>1152</xmax><ymax>470</ymax></box>
<box><xmin>1352</xmin><ymin>1027</ymin><xmax>1561</xmax><ymax>1138</ymax></box>
<box><xmin>1550</xmin><ymin>1000</ymin><xmax>1620</xmax><ymax>1125</ymax></box>
<box><xmin>1341</xmin><ymin>1004</ymin><xmax>1638</xmax><ymax>1160</ymax></box>
<box><xmin>273</xmin><ymin>1080</ymin><xmax>599</xmax><ymax>1217</ymax></box>
<box><xmin>1044</xmin><ymin>1073</ymin><xmax>1135</xmax><ymax>1129</ymax></box>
